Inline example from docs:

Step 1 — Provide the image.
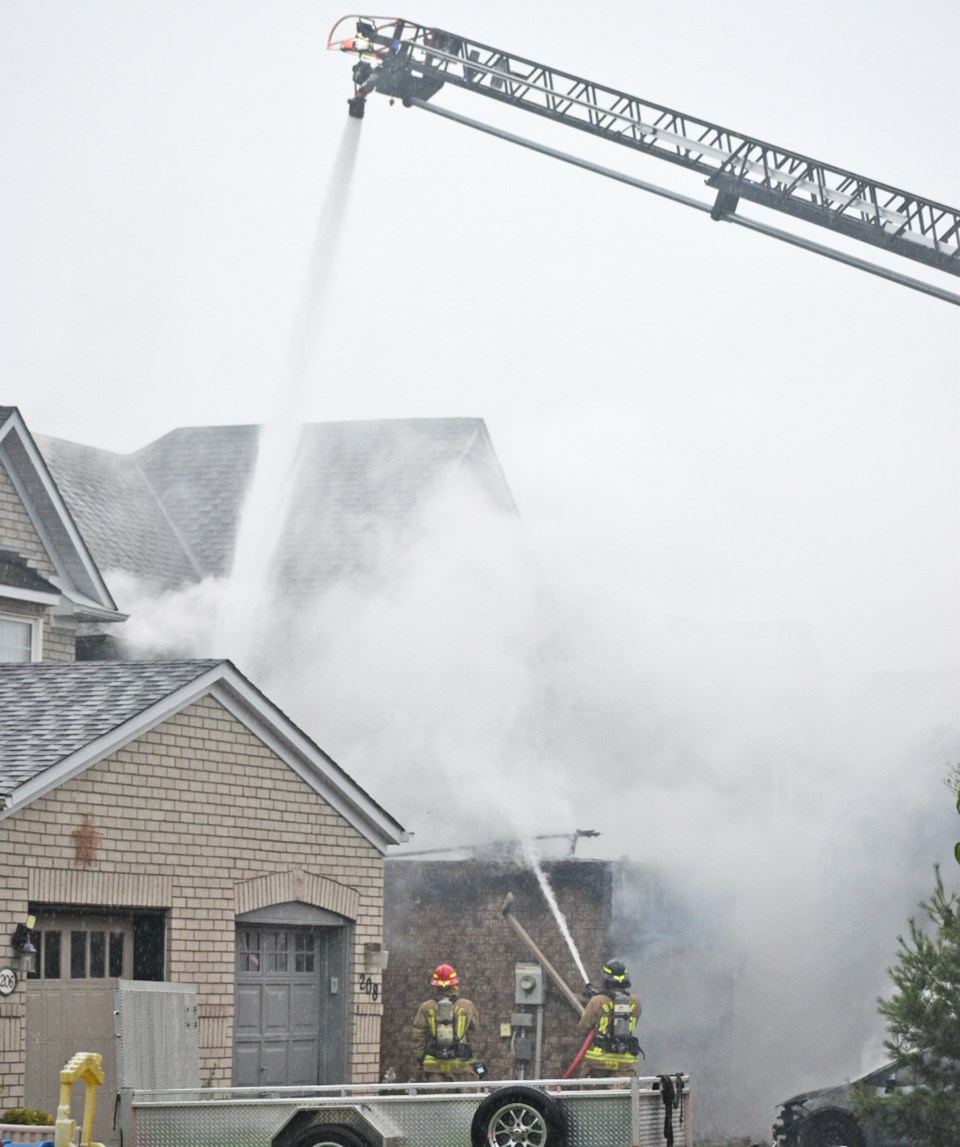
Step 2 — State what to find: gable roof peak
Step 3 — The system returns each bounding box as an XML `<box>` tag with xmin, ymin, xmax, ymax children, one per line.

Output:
<box><xmin>0</xmin><ymin>407</ymin><xmax>123</xmax><ymax>621</ymax></box>
<box><xmin>0</xmin><ymin>658</ymin><xmax>405</xmax><ymax>852</ymax></box>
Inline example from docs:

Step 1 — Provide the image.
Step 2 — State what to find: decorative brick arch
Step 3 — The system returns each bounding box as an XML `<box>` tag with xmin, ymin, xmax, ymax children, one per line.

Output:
<box><xmin>234</xmin><ymin>869</ymin><xmax>359</xmax><ymax>921</ymax></box>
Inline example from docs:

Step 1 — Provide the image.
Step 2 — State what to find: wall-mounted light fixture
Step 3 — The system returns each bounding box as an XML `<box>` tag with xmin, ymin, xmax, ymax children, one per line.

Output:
<box><xmin>364</xmin><ymin>942</ymin><xmax>388</xmax><ymax>972</ymax></box>
<box><xmin>11</xmin><ymin>914</ymin><xmax>37</xmax><ymax>973</ymax></box>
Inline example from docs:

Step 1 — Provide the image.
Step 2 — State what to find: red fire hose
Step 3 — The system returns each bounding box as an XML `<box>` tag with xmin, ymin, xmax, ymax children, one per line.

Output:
<box><xmin>562</xmin><ymin>1028</ymin><xmax>595</xmax><ymax>1079</ymax></box>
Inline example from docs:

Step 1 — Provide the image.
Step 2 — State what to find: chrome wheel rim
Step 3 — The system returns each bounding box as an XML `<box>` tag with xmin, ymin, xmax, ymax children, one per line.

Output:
<box><xmin>486</xmin><ymin>1101</ymin><xmax>549</xmax><ymax>1147</ymax></box>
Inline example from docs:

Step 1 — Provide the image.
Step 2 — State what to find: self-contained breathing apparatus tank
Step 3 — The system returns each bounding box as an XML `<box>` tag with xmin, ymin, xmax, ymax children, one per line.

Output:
<box><xmin>434</xmin><ymin>996</ymin><xmax>456</xmax><ymax>1056</ymax></box>
<box><xmin>594</xmin><ymin>961</ymin><xmax>640</xmax><ymax>1057</ymax></box>
<box><xmin>430</xmin><ymin>996</ymin><xmax>474</xmax><ymax>1060</ymax></box>
<box><xmin>606</xmin><ymin>991</ymin><xmax>640</xmax><ymax>1056</ymax></box>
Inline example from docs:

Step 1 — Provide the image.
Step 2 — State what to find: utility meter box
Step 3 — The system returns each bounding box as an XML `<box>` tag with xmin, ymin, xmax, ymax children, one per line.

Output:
<box><xmin>514</xmin><ymin>961</ymin><xmax>545</xmax><ymax>1005</ymax></box>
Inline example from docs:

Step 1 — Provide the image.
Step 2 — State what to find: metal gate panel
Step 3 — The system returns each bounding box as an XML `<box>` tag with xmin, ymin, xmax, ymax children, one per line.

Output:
<box><xmin>115</xmin><ymin>981</ymin><xmax>200</xmax><ymax>1091</ymax></box>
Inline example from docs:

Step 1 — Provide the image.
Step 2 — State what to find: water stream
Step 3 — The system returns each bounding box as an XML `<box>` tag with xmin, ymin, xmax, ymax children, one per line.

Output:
<box><xmin>214</xmin><ymin>118</ymin><xmax>362</xmax><ymax>674</ymax></box>
<box><xmin>522</xmin><ymin>841</ymin><xmax>590</xmax><ymax>984</ymax></box>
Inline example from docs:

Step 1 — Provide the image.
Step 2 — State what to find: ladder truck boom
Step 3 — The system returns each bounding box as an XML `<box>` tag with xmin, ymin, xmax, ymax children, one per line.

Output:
<box><xmin>329</xmin><ymin>16</ymin><xmax>960</xmax><ymax>305</ymax></box>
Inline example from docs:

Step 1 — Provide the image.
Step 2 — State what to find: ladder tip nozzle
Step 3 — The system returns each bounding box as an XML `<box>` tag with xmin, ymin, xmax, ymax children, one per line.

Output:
<box><xmin>501</xmin><ymin>892</ymin><xmax>514</xmax><ymax>914</ymax></box>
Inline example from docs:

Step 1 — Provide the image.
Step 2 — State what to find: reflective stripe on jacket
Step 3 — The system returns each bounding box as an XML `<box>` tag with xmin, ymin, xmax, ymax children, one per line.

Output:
<box><xmin>579</xmin><ymin>992</ymin><xmax>641</xmax><ymax>1065</ymax></box>
<box><xmin>412</xmin><ymin>994</ymin><xmax>478</xmax><ymax>1069</ymax></box>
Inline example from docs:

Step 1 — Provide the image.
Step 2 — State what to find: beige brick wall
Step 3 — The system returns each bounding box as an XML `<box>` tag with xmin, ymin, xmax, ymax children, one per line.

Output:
<box><xmin>0</xmin><ymin>694</ymin><xmax>386</xmax><ymax>1101</ymax></box>
<box><xmin>0</xmin><ymin>462</ymin><xmax>56</xmax><ymax>579</ymax></box>
<box><xmin>41</xmin><ymin>619</ymin><xmax>76</xmax><ymax>663</ymax></box>
<box><xmin>0</xmin><ymin>461</ymin><xmax>76</xmax><ymax>662</ymax></box>
<box><xmin>0</xmin><ymin>597</ymin><xmax>43</xmax><ymax>628</ymax></box>
<box><xmin>0</xmin><ymin>598</ymin><xmax>76</xmax><ymax>664</ymax></box>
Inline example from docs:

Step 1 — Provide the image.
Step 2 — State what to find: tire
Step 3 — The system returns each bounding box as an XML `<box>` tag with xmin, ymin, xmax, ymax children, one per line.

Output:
<box><xmin>470</xmin><ymin>1085</ymin><xmax>568</xmax><ymax>1147</ymax></box>
<box><xmin>798</xmin><ymin>1110</ymin><xmax>866</xmax><ymax>1147</ymax></box>
<box><xmin>285</xmin><ymin>1125</ymin><xmax>373</xmax><ymax>1147</ymax></box>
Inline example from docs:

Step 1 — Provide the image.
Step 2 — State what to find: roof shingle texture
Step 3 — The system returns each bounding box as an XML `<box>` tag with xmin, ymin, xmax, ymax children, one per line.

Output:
<box><xmin>0</xmin><ymin>554</ymin><xmax>58</xmax><ymax>594</ymax></box>
<box><xmin>36</xmin><ymin>434</ymin><xmax>201</xmax><ymax>589</ymax></box>
<box><xmin>37</xmin><ymin>418</ymin><xmax>516</xmax><ymax>594</ymax></box>
<box><xmin>0</xmin><ymin>660</ymin><xmax>220</xmax><ymax>797</ymax></box>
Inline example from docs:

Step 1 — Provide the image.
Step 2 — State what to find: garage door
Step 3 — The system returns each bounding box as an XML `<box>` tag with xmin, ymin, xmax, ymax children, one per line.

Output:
<box><xmin>24</xmin><ymin>911</ymin><xmax>136</xmax><ymax>1146</ymax></box>
<box><xmin>233</xmin><ymin>922</ymin><xmax>347</xmax><ymax>1086</ymax></box>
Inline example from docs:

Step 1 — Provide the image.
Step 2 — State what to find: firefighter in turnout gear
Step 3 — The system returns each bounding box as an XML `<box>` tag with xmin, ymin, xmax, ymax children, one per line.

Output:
<box><xmin>412</xmin><ymin>963</ymin><xmax>480</xmax><ymax>1082</ymax></box>
<box><xmin>579</xmin><ymin>959</ymin><xmax>642</xmax><ymax>1078</ymax></box>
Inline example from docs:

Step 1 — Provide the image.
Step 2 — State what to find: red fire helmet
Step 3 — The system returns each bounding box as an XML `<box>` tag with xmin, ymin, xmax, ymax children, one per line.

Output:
<box><xmin>431</xmin><ymin>963</ymin><xmax>459</xmax><ymax>988</ymax></box>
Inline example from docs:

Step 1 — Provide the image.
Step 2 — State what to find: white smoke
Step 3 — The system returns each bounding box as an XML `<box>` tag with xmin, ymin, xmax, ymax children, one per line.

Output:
<box><xmin>104</xmin><ymin>460</ymin><xmax>959</xmax><ymax>1139</ymax></box>
<box><xmin>113</xmin><ymin>548</ymin><xmax>950</xmax><ymax>1135</ymax></box>
<box><xmin>262</xmin><ymin>472</ymin><xmax>580</xmax><ymax>840</ymax></box>
<box><xmin>104</xmin><ymin>569</ymin><xmax>226</xmax><ymax>658</ymax></box>
<box><xmin>98</xmin><ymin>204</ymin><xmax>959</xmax><ymax>1137</ymax></box>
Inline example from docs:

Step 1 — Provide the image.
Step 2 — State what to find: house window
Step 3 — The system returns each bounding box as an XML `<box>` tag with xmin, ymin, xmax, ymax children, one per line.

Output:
<box><xmin>42</xmin><ymin>931</ymin><xmax>60</xmax><ymax>979</ymax></box>
<box><xmin>295</xmin><ymin>932</ymin><xmax>316</xmax><ymax>973</ymax></box>
<box><xmin>237</xmin><ymin>929</ymin><xmax>262</xmax><ymax>973</ymax></box>
<box><xmin>0</xmin><ymin>615</ymin><xmax>37</xmax><ymax>662</ymax></box>
<box><xmin>25</xmin><ymin>911</ymin><xmax>160</xmax><ymax>981</ymax></box>
<box><xmin>70</xmin><ymin>931</ymin><xmax>87</xmax><ymax>978</ymax></box>
<box><xmin>265</xmin><ymin>930</ymin><xmax>289</xmax><ymax>973</ymax></box>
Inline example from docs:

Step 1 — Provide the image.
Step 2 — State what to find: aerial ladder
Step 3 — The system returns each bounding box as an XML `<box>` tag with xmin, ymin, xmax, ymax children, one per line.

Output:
<box><xmin>328</xmin><ymin>17</ymin><xmax>960</xmax><ymax>306</ymax></box>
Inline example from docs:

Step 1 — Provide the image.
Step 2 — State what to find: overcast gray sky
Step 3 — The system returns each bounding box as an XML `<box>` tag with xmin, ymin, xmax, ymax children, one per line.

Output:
<box><xmin>2</xmin><ymin>0</ymin><xmax>958</xmax><ymax>677</ymax></box>
<box><xmin>3</xmin><ymin>4</ymin><xmax>959</xmax><ymax>1130</ymax></box>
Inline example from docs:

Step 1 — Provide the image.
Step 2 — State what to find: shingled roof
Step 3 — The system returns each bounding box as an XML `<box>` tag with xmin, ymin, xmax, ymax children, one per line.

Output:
<box><xmin>0</xmin><ymin>660</ymin><xmax>219</xmax><ymax>793</ymax></box>
<box><xmin>38</xmin><ymin>418</ymin><xmax>517</xmax><ymax>593</ymax></box>
<box><xmin>36</xmin><ymin>433</ymin><xmax>201</xmax><ymax>589</ymax></box>
<box><xmin>0</xmin><ymin>659</ymin><xmax>405</xmax><ymax>850</ymax></box>
<box><xmin>0</xmin><ymin>407</ymin><xmax>124</xmax><ymax>621</ymax></box>
<box><xmin>0</xmin><ymin>551</ymin><xmax>59</xmax><ymax>597</ymax></box>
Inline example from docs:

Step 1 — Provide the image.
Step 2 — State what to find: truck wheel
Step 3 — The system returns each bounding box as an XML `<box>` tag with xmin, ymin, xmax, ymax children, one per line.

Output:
<box><xmin>798</xmin><ymin>1111</ymin><xmax>865</xmax><ymax>1147</ymax></box>
<box><xmin>286</xmin><ymin>1125</ymin><xmax>373</xmax><ymax>1147</ymax></box>
<box><xmin>470</xmin><ymin>1085</ymin><xmax>568</xmax><ymax>1147</ymax></box>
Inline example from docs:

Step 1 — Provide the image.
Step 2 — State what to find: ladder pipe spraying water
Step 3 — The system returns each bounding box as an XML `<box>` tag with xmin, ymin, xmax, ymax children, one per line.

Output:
<box><xmin>501</xmin><ymin>893</ymin><xmax>584</xmax><ymax>1017</ymax></box>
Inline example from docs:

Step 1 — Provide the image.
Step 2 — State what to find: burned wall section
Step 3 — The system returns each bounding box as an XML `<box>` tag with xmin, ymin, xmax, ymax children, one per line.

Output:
<box><xmin>381</xmin><ymin>857</ymin><xmax>612</xmax><ymax>1082</ymax></box>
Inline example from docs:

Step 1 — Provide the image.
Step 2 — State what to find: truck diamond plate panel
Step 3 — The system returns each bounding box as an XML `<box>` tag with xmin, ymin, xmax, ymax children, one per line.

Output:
<box><xmin>129</xmin><ymin>1077</ymin><xmax>692</xmax><ymax>1147</ymax></box>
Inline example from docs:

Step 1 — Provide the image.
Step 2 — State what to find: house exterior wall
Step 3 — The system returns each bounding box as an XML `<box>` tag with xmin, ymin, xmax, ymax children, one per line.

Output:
<box><xmin>0</xmin><ymin>462</ymin><xmax>76</xmax><ymax>663</ymax></box>
<box><xmin>39</xmin><ymin>618</ymin><xmax>76</xmax><ymax>663</ymax></box>
<box><xmin>0</xmin><ymin>694</ymin><xmax>385</xmax><ymax>1104</ymax></box>
<box><xmin>0</xmin><ymin>596</ymin><xmax>75</xmax><ymax>664</ymax></box>
<box><xmin>380</xmin><ymin>858</ymin><xmax>612</xmax><ymax>1084</ymax></box>
<box><xmin>0</xmin><ymin>463</ymin><xmax>54</xmax><ymax>580</ymax></box>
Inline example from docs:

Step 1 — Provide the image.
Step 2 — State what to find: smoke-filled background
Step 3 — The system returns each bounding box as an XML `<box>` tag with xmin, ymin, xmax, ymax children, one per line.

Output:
<box><xmin>4</xmin><ymin>0</ymin><xmax>960</xmax><ymax>1138</ymax></box>
<box><xmin>103</xmin><ymin>463</ymin><xmax>959</xmax><ymax>1135</ymax></box>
